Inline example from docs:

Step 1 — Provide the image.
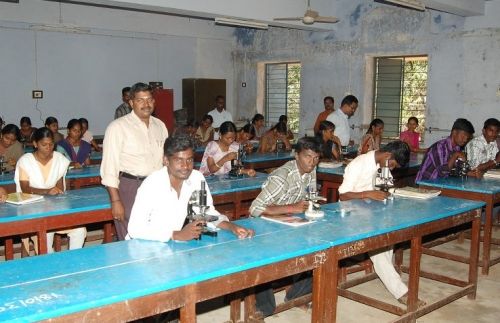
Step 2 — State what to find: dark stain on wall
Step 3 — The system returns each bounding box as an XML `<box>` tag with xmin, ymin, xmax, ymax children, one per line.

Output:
<box><xmin>350</xmin><ymin>4</ymin><xmax>362</xmax><ymax>27</ymax></box>
<box><xmin>234</xmin><ymin>28</ymin><xmax>256</xmax><ymax>47</ymax></box>
<box><xmin>434</xmin><ymin>14</ymin><xmax>442</xmax><ymax>24</ymax></box>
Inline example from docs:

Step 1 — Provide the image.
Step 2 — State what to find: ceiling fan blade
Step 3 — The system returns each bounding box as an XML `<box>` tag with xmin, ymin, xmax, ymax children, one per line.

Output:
<box><xmin>314</xmin><ymin>16</ymin><xmax>340</xmax><ymax>23</ymax></box>
<box><xmin>273</xmin><ymin>17</ymin><xmax>303</xmax><ymax>21</ymax></box>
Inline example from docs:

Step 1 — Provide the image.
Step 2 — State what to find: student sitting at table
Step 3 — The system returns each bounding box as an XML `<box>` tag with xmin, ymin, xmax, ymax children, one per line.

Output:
<box><xmin>258</xmin><ymin>121</ymin><xmax>292</xmax><ymax>153</ymax></box>
<box><xmin>466</xmin><ymin>118</ymin><xmax>500</xmax><ymax>172</ymax></box>
<box><xmin>45</xmin><ymin>116</ymin><xmax>64</xmax><ymax>144</ymax></box>
<box><xmin>315</xmin><ymin>120</ymin><xmax>341</xmax><ymax>161</ymax></box>
<box><xmin>19</xmin><ymin>116</ymin><xmax>37</xmax><ymax>147</ymax></box>
<box><xmin>79</xmin><ymin>118</ymin><xmax>101</xmax><ymax>152</ymax></box>
<box><xmin>400</xmin><ymin>117</ymin><xmax>426</xmax><ymax>153</ymax></box>
<box><xmin>416</xmin><ymin>118</ymin><xmax>481</xmax><ymax>182</ymax></box>
<box><xmin>236</xmin><ymin>123</ymin><xmax>256</xmax><ymax>154</ymax></box>
<box><xmin>15</xmin><ymin>127</ymin><xmax>86</xmax><ymax>255</ymax></box>
<box><xmin>57</xmin><ymin>119</ymin><xmax>91</xmax><ymax>168</ymax></box>
<box><xmin>199</xmin><ymin>121</ymin><xmax>256</xmax><ymax>177</ymax></box>
<box><xmin>279</xmin><ymin>114</ymin><xmax>294</xmax><ymax>140</ymax></box>
<box><xmin>195</xmin><ymin>114</ymin><xmax>214</xmax><ymax>146</ymax></box>
<box><xmin>127</xmin><ymin>134</ymin><xmax>254</xmax><ymax>242</ymax></box>
<box><xmin>251</xmin><ymin>113</ymin><xmax>266</xmax><ymax>140</ymax></box>
<box><xmin>0</xmin><ymin>124</ymin><xmax>23</xmax><ymax>172</ymax></box>
<box><xmin>0</xmin><ymin>186</ymin><xmax>7</xmax><ymax>203</ymax></box>
<box><xmin>249</xmin><ymin>136</ymin><xmax>320</xmax><ymax>317</ymax></box>
<box><xmin>359</xmin><ymin>118</ymin><xmax>384</xmax><ymax>155</ymax></box>
<box><xmin>339</xmin><ymin>140</ymin><xmax>425</xmax><ymax>307</ymax></box>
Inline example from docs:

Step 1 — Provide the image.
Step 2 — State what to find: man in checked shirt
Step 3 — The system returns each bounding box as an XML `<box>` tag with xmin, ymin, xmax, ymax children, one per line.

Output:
<box><xmin>249</xmin><ymin>136</ymin><xmax>321</xmax><ymax>318</ymax></box>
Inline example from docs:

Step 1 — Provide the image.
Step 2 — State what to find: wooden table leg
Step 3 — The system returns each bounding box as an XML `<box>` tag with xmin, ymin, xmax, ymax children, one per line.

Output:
<box><xmin>4</xmin><ymin>238</ymin><xmax>14</xmax><ymax>260</ymax></box>
<box><xmin>407</xmin><ymin>236</ymin><xmax>422</xmax><ymax>315</ymax></box>
<box><xmin>37</xmin><ymin>230</ymin><xmax>48</xmax><ymax>255</ymax></box>
<box><xmin>312</xmin><ymin>250</ymin><xmax>337</xmax><ymax>323</ymax></box>
<box><xmin>244</xmin><ymin>291</ymin><xmax>256</xmax><ymax>323</ymax></box>
<box><xmin>468</xmin><ymin>210</ymin><xmax>481</xmax><ymax>299</ymax></box>
<box><xmin>103</xmin><ymin>222</ymin><xmax>114</xmax><ymax>243</ymax></box>
<box><xmin>482</xmin><ymin>200</ymin><xmax>493</xmax><ymax>275</ymax></box>
<box><xmin>179</xmin><ymin>285</ymin><xmax>196</xmax><ymax>323</ymax></box>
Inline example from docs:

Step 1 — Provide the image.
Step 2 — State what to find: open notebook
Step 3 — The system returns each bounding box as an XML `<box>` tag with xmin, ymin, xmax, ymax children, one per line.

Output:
<box><xmin>318</xmin><ymin>161</ymin><xmax>343</xmax><ymax>169</ymax></box>
<box><xmin>393</xmin><ymin>186</ymin><xmax>441</xmax><ymax>199</ymax></box>
<box><xmin>484</xmin><ymin>169</ymin><xmax>500</xmax><ymax>180</ymax></box>
<box><xmin>261</xmin><ymin>215</ymin><xmax>313</xmax><ymax>227</ymax></box>
<box><xmin>6</xmin><ymin>192</ymin><xmax>44</xmax><ymax>205</ymax></box>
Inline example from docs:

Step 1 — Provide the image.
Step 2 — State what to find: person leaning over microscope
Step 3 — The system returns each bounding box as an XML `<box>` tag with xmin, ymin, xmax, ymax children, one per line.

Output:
<box><xmin>127</xmin><ymin>134</ymin><xmax>254</xmax><ymax>242</ymax></box>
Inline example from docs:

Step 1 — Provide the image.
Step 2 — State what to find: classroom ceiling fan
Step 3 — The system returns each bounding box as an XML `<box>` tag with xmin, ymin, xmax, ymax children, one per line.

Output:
<box><xmin>273</xmin><ymin>0</ymin><xmax>339</xmax><ymax>25</ymax></box>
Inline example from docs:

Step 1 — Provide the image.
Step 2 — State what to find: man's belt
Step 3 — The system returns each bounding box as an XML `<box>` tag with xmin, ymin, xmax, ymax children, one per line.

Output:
<box><xmin>119</xmin><ymin>172</ymin><xmax>147</xmax><ymax>181</ymax></box>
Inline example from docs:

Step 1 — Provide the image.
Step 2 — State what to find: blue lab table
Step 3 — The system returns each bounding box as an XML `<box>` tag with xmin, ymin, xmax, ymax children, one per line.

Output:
<box><xmin>89</xmin><ymin>151</ymin><xmax>102</xmax><ymax>165</ymax></box>
<box><xmin>318</xmin><ymin>152</ymin><xmax>425</xmax><ymax>202</ymax></box>
<box><xmin>206</xmin><ymin>172</ymin><xmax>267</xmax><ymax>219</ymax></box>
<box><xmin>0</xmin><ymin>196</ymin><xmax>484</xmax><ymax>322</ymax></box>
<box><xmin>418</xmin><ymin>176</ymin><xmax>500</xmax><ymax>274</ymax></box>
<box><xmin>0</xmin><ymin>165</ymin><xmax>102</xmax><ymax>193</ymax></box>
<box><xmin>0</xmin><ymin>187</ymin><xmax>113</xmax><ymax>259</ymax></box>
<box><xmin>243</xmin><ymin>152</ymin><xmax>294</xmax><ymax>171</ymax></box>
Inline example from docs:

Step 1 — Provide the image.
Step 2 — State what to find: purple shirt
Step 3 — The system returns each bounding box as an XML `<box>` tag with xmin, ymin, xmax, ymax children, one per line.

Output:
<box><xmin>415</xmin><ymin>136</ymin><xmax>460</xmax><ymax>182</ymax></box>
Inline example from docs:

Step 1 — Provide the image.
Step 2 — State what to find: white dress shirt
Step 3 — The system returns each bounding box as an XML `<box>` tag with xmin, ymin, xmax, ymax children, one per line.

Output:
<box><xmin>127</xmin><ymin>167</ymin><xmax>228</xmax><ymax>242</ymax></box>
<box><xmin>208</xmin><ymin>108</ymin><xmax>233</xmax><ymax>140</ymax></box>
<box><xmin>100</xmin><ymin>111</ymin><xmax>169</xmax><ymax>188</ymax></box>
<box><xmin>326</xmin><ymin>108</ymin><xmax>351</xmax><ymax>146</ymax></box>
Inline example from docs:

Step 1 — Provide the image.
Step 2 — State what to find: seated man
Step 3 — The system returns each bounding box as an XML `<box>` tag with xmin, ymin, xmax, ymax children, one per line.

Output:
<box><xmin>338</xmin><ymin>140</ymin><xmax>423</xmax><ymax>306</ymax></box>
<box><xmin>127</xmin><ymin>134</ymin><xmax>254</xmax><ymax>242</ymax></box>
<box><xmin>416</xmin><ymin>118</ymin><xmax>480</xmax><ymax>182</ymax></box>
<box><xmin>249</xmin><ymin>136</ymin><xmax>321</xmax><ymax>317</ymax></box>
<box><xmin>466</xmin><ymin>118</ymin><xmax>500</xmax><ymax>172</ymax></box>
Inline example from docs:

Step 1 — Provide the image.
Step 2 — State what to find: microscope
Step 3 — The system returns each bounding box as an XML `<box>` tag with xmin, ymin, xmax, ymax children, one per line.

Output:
<box><xmin>450</xmin><ymin>157</ymin><xmax>471</xmax><ymax>178</ymax></box>
<box><xmin>304</xmin><ymin>185</ymin><xmax>326</xmax><ymax>220</ymax></box>
<box><xmin>229</xmin><ymin>144</ymin><xmax>245</xmax><ymax>177</ymax></box>
<box><xmin>374</xmin><ymin>159</ymin><xmax>394</xmax><ymax>193</ymax></box>
<box><xmin>0</xmin><ymin>156</ymin><xmax>7</xmax><ymax>175</ymax></box>
<box><xmin>186</xmin><ymin>181</ymin><xmax>219</xmax><ymax>238</ymax></box>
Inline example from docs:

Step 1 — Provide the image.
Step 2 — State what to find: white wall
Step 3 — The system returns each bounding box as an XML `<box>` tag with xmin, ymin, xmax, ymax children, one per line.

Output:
<box><xmin>0</xmin><ymin>0</ymin><xmax>235</xmax><ymax>134</ymax></box>
<box><xmin>232</xmin><ymin>0</ymin><xmax>500</xmax><ymax>146</ymax></box>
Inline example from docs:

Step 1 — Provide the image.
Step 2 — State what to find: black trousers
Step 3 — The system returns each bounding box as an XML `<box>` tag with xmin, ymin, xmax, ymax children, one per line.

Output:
<box><xmin>255</xmin><ymin>272</ymin><xmax>312</xmax><ymax>317</ymax></box>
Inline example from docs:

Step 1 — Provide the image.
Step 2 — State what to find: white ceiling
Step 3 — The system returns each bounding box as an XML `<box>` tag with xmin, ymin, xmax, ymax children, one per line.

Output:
<box><xmin>49</xmin><ymin>0</ymin><xmax>487</xmax><ymax>31</ymax></box>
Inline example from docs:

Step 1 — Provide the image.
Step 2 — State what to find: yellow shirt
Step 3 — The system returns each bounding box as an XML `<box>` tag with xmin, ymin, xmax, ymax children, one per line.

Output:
<box><xmin>100</xmin><ymin>111</ymin><xmax>169</xmax><ymax>188</ymax></box>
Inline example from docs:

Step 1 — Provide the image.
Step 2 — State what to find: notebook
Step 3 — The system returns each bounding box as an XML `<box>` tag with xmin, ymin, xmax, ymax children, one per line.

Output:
<box><xmin>393</xmin><ymin>186</ymin><xmax>441</xmax><ymax>199</ymax></box>
<box><xmin>6</xmin><ymin>192</ymin><xmax>44</xmax><ymax>205</ymax></box>
<box><xmin>261</xmin><ymin>215</ymin><xmax>313</xmax><ymax>227</ymax></box>
<box><xmin>484</xmin><ymin>169</ymin><xmax>500</xmax><ymax>180</ymax></box>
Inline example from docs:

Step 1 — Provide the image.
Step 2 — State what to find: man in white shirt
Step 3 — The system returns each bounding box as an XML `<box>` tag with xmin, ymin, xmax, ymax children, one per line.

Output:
<box><xmin>101</xmin><ymin>82</ymin><xmax>169</xmax><ymax>240</ymax></box>
<box><xmin>326</xmin><ymin>95</ymin><xmax>358</xmax><ymax>147</ymax></box>
<box><xmin>466</xmin><ymin>118</ymin><xmax>500</xmax><ymax>171</ymax></box>
<box><xmin>127</xmin><ymin>134</ymin><xmax>254</xmax><ymax>242</ymax></box>
<box><xmin>208</xmin><ymin>95</ymin><xmax>233</xmax><ymax>139</ymax></box>
<box><xmin>338</xmin><ymin>140</ymin><xmax>424</xmax><ymax>306</ymax></box>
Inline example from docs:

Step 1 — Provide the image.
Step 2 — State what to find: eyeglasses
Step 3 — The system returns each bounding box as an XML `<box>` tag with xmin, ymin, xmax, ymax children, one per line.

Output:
<box><xmin>133</xmin><ymin>97</ymin><xmax>154</xmax><ymax>104</ymax></box>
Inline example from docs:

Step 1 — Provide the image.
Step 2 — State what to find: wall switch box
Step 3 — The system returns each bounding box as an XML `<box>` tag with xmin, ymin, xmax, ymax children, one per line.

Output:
<box><xmin>32</xmin><ymin>90</ymin><xmax>43</xmax><ymax>99</ymax></box>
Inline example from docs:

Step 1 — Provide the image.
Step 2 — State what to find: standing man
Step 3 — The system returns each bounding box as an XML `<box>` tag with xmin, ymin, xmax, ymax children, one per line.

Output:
<box><xmin>466</xmin><ymin>118</ymin><xmax>500</xmax><ymax>172</ymax></box>
<box><xmin>127</xmin><ymin>135</ymin><xmax>253</xmax><ymax>242</ymax></box>
<box><xmin>416</xmin><ymin>118</ymin><xmax>480</xmax><ymax>182</ymax></box>
<box><xmin>249</xmin><ymin>136</ymin><xmax>321</xmax><ymax>317</ymax></box>
<box><xmin>208</xmin><ymin>95</ymin><xmax>233</xmax><ymax>139</ymax></box>
<box><xmin>114</xmin><ymin>87</ymin><xmax>132</xmax><ymax>119</ymax></box>
<box><xmin>313</xmin><ymin>96</ymin><xmax>334</xmax><ymax>134</ymax></box>
<box><xmin>101</xmin><ymin>82</ymin><xmax>169</xmax><ymax>240</ymax></box>
<box><xmin>338</xmin><ymin>141</ymin><xmax>425</xmax><ymax>306</ymax></box>
<box><xmin>326</xmin><ymin>95</ymin><xmax>358</xmax><ymax>147</ymax></box>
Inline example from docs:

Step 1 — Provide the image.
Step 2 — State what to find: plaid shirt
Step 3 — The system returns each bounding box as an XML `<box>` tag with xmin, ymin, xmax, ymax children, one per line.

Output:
<box><xmin>415</xmin><ymin>136</ymin><xmax>460</xmax><ymax>182</ymax></box>
<box><xmin>465</xmin><ymin>135</ymin><xmax>498</xmax><ymax>169</ymax></box>
<box><xmin>114</xmin><ymin>102</ymin><xmax>132</xmax><ymax>119</ymax></box>
<box><xmin>250</xmin><ymin>160</ymin><xmax>316</xmax><ymax>217</ymax></box>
